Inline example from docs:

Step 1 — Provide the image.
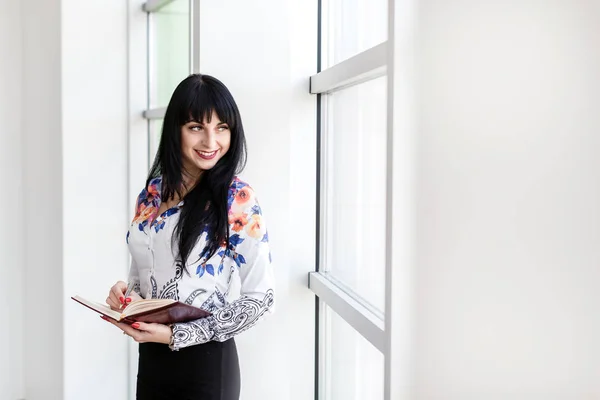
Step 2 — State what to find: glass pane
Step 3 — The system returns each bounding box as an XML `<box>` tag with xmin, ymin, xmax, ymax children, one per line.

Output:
<box><xmin>323</xmin><ymin>76</ymin><xmax>387</xmax><ymax>313</ymax></box>
<box><xmin>149</xmin><ymin>119</ymin><xmax>163</xmax><ymax>169</ymax></box>
<box><xmin>323</xmin><ymin>305</ymin><xmax>384</xmax><ymax>399</ymax></box>
<box><xmin>323</xmin><ymin>0</ymin><xmax>387</xmax><ymax>68</ymax></box>
<box><xmin>151</xmin><ymin>0</ymin><xmax>189</xmax><ymax>107</ymax></box>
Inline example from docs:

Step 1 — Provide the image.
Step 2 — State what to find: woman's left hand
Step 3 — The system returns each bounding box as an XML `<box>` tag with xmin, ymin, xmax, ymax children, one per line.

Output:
<box><xmin>101</xmin><ymin>316</ymin><xmax>172</xmax><ymax>345</ymax></box>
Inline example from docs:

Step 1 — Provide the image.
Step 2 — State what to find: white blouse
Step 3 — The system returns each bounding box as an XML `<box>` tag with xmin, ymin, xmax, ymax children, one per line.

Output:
<box><xmin>126</xmin><ymin>176</ymin><xmax>275</xmax><ymax>350</ymax></box>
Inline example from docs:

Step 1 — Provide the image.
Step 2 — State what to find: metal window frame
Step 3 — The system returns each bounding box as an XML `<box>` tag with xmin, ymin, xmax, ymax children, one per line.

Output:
<box><xmin>309</xmin><ymin>272</ymin><xmax>385</xmax><ymax>352</ymax></box>
<box><xmin>190</xmin><ymin>0</ymin><xmax>201</xmax><ymax>74</ymax></box>
<box><xmin>314</xmin><ymin>1</ymin><xmax>324</xmax><ymax>399</ymax></box>
<box><xmin>309</xmin><ymin>42</ymin><xmax>387</xmax><ymax>95</ymax></box>
<box><xmin>142</xmin><ymin>107</ymin><xmax>166</xmax><ymax>119</ymax></box>
<box><xmin>142</xmin><ymin>0</ymin><xmax>176</xmax><ymax>13</ymax></box>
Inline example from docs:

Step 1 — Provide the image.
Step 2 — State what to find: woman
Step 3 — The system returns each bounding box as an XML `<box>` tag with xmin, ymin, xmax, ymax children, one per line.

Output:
<box><xmin>102</xmin><ymin>74</ymin><xmax>275</xmax><ymax>399</ymax></box>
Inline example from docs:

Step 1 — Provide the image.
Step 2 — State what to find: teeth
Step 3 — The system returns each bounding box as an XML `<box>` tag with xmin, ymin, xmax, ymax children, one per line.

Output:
<box><xmin>198</xmin><ymin>150</ymin><xmax>217</xmax><ymax>156</ymax></box>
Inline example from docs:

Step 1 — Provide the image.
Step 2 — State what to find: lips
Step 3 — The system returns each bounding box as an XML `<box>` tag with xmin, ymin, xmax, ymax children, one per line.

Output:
<box><xmin>195</xmin><ymin>149</ymin><xmax>218</xmax><ymax>160</ymax></box>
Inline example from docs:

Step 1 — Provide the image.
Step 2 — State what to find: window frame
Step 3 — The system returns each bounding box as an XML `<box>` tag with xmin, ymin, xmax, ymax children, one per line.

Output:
<box><xmin>309</xmin><ymin>0</ymin><xmax>412</xmax><ymax>399</ymax></box>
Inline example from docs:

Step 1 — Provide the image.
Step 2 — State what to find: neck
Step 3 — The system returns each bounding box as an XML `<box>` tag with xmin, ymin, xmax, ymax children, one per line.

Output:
<box><xmin>181</xmin><ymin>168</ymin><xmax>202</xmax><ymax>194</ymax></box>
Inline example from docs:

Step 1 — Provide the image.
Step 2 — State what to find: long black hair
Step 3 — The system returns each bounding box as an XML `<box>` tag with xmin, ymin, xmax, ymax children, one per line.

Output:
<box><xmin>147</xmin><ymin>74</ymin><xmax>247</xmax><ymax>267</ymax></box>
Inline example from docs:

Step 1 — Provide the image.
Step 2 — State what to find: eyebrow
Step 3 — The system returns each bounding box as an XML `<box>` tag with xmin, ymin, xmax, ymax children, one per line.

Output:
<box><xmin>186</xmin><ymin>120</ymin><xmax>229</xmax><ymax>126</ymax></box>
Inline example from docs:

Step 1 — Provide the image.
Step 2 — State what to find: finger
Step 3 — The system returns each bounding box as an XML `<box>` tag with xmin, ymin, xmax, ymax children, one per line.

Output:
<box><xmin>111</xmin><ymin>281</ymin><xmax>127</xmax><ymax>304</ymax></box>
<box><xmin>126</xmin><ymin>291</ymin><xmax>142</xmax><ymax>303</ymax></box>
<box><xmin>114</xmin><ymin>280</ymin><xmax>127</xmax><ymax>293</ymax></box>
<box><xmin>108</xmin><ymin>295</ymin><xmax>124</xmax><ymax>311</ymax></box>
<box><xmin>108</xmin><ymin>291</ymin><xmax>121</xmax><ymax>307</ymax></box>
<box><xmin>122</xmin><ymin>322</ymin><xmax>159</xmax><ymax>343</ymax></box>
<box><xmin>121</xmin><ymin>324</ymin><xmax>146</xmax><ymax>342</ymax></box>
<box><xmin>107</xmin><ymin>292</ymin><xmax>121</xmax><ymax>309</ymax></box>
<box><xmin>131</xmin><ymin>321</ymin><xmax>153</xmax><ymax>332</ymax></box>
<box><xmin>106</xmin><ymin>295</ymin><xmax>120</xmax><ymax>310</ymax></box>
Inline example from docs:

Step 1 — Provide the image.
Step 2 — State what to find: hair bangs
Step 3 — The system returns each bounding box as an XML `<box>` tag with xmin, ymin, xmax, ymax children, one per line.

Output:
<box><xmin>182</xmin><ymin>83</ymin><xmax>238</xmax><ymax>130</ymax></box>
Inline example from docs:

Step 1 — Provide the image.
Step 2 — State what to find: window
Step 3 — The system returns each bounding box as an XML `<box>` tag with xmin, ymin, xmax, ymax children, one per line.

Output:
<box><xmin>150</xmin><ymin>0</ymin><xmax>190</xmax><ymax>107</ymax></box>
<box><xmin>322</xmin><ymin>305</ymin><xmax>384</xmax><ymax>399</ymax></box>
<box><xmin>322</xmin><ymin>75</ymin><xmax>387</xmax><ymax>313</ymax></box>
<box><xmin>310</xmin><ymin>0</ymin><xmax>395</xmax><ymax>398</ymax></box>
<box><xmin>323</xmin><ymin>0</ymin><xmax>388</xmax><ymax>68</ymax></box>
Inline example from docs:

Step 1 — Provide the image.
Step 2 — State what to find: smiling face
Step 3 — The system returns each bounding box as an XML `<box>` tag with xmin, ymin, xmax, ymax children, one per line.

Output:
<box><xmin>180</xmin><ymin>110</ymin><xmax>231</xmax><ymax>179</ymax></box>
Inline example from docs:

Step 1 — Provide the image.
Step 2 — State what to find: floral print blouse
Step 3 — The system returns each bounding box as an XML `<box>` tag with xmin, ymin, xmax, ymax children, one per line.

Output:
<box><xmin>126</xmin><ymin>176</ymin><xmax>275</xmax><ymax>350</ymax></box>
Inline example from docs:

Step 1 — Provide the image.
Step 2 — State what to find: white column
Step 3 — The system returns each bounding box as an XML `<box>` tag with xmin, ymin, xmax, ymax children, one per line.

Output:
<box><xmin>16</xmin><ymin>1</ymin><xmax>131</xmax><ymax>399</ymax></box>
<box><xmin>21</xmin><ymin>0</ymin><xmax>64</xmax><ymax>398</ymax></box>
<box><xmin>385</xmin><ymin>0</ymin><xmax>418</xmax><ymax>399</ymax></box>
<box><xmin>61</xmin><ymin>1</ymin><xmax>130</xmax><ymax>399</ymax></box>
<box><xmin>0</xmin><ymin>0</ymin><xmax>25</xmax><ymax>398</ymax></box>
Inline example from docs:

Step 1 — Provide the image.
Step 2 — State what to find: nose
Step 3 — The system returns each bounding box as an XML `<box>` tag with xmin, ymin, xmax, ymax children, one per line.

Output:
<box><xmin>202</xmin><ymin>129</ymin><xmax>217</xmax><ymax>148</ymax></box>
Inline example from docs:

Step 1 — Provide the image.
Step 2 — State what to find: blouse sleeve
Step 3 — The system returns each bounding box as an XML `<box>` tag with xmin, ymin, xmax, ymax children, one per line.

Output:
<box><xmin>170</xmin><ymin>191</ymin><xmax>275</xmax><ymax>350</ymax></box>
<box><xmin>127</xmin><ymin>188</ymin><xmax>147</xmax><ymax>298</ymax></box>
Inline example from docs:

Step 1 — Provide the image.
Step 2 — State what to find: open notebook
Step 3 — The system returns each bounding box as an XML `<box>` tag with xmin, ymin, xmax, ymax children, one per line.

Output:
<box><xmin>71</xmin><ymin>295</ymin><xmax>211</xmax><ymax>325</ymax></box>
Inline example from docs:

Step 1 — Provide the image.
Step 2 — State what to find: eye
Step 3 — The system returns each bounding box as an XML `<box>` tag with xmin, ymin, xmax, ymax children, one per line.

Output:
<box><xmin>217</xmin><ymin>125</ymin><xmax>229</xmax><ymax>132</ymax></box>
<box><xmin>190</xmin><ymin>125</ymin><xmax>203</xmax><ymax>132</ymax></box>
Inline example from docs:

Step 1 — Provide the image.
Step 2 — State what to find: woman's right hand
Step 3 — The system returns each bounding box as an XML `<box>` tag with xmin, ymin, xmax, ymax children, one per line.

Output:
<box><xmin>106</xmin><ymin>281</ymin><xmax>143</xmax><ymax>311</ymax></box>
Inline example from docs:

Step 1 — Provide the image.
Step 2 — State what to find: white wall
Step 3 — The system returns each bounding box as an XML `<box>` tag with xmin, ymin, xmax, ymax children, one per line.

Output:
<box><xmin>21</xmin><ymin>0</ymin><xmax>65</xmax><ymax>398</ymax></box>
<box><xmin>0</xmin><ymin>0</ymin><xmax>24</xmax><ymax>398</ymax></box>
<box><xmin>61</xmin><ymin>1</ymin><xmax>130</xmax><ymax>399</ymax></box>
<box><xmin>287</xmin><ymin>0</ymin><xmax>319</xmax><ymax>396</ymax></box>
<box><xmin>0</xmin><ymin>1</ymin><xmax>130</xmax><ymax>399</ymax></box>
<box><xmin>200</xmin><ymin>0</ymin><xmax>317</xmax><ymax>399</ymax></box>
<box><xmin>414</xmin><ymin>1</ymin><xmax>600</xmax><ymax>398</ymax></box>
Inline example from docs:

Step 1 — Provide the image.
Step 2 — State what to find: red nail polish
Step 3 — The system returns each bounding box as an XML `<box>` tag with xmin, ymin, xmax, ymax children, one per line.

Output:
<box><xmin>119</xmin><ymin>297</ymin><xmax>124</xmax><ymax>303</ymax></box>
<box><xmin>125</xmin><ymin>298</ymin><xmax>132</xmax><ymax>303</ymax></box>
<box><xmin>131</xmin><ymin>323</ymin><xmax>140</xmax><ymax>329</ymax></box>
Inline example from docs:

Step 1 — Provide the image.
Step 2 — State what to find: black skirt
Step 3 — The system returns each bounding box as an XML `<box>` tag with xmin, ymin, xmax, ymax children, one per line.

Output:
<box><xmin>136</xmin><ymin>339</ymin><xmax>241</xmax><ymax>400</ymax></box>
